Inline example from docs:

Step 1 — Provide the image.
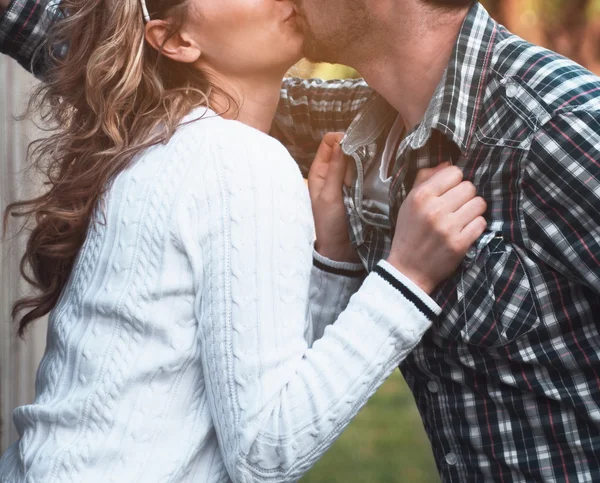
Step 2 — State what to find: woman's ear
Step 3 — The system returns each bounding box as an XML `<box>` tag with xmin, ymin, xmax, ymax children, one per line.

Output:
<box><xmin>144</xmin><ymin>20</ymin><xmax>202</xmax><ymax>64</ymax></box>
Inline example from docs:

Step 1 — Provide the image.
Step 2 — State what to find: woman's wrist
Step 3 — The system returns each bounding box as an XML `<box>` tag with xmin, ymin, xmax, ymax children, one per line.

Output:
<box><xmin>375</xmin><ymin>260</ymin><xmax>442</xmax><ymax>319</ymax></box>
<box><xmin>313</xmin><ymin>246</ymin><xmax>365</xmax><ymax>275</ymax></box>
<box><xmin>314</xmin><ymin>242</ymin><xmax>361</xmax><ymax>264</ymax></box>
<box><xmin>385</xmin><ymin>255</ymin><xmax>436</xmax><ymax>296</ymax></box>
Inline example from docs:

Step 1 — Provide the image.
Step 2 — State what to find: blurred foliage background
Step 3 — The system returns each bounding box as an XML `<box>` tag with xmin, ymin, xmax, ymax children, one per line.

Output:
<box><xmin>301</xmin><ymin>1</ymin><xmax>600</xmax><ymax>482</ymax></box>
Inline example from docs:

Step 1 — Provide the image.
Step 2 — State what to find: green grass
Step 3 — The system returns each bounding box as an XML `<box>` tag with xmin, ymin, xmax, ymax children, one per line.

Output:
<box><xmin>302</xmin><ymin>370</ymin><xmax>440</xmax><ymax>483</ymax></box>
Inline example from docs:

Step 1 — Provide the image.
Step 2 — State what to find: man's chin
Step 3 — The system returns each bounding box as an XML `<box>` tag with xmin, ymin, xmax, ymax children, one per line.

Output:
<box><xmin>302</xmin><ymin>37</ymin><xmax>332</xmax><ymax>64</ymax></box>
<box><xmin>302</xmin><ymin>49</ymin><xmax>337</xmax><ymax>65</ymax></box>
<box><xmin>296</xmin><ymin>15</ymin><xmax>342</xmax><ymax>64</ymax></box>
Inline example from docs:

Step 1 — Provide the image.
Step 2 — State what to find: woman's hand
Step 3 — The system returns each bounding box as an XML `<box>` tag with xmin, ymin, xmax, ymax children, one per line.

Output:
<box><xmin>309</xmin><ymin>131</ymin><xmax>487</xmax><ymax>293</ymax></box>
<box><xmin>308</xmin><ymin>132</ymin><xmax>359</xmax><ymax>263</ymax></box>
<box><xmin>387</xmin><ymin>164</ymin><xmax>487</xmax><ymax>295</ymax></box>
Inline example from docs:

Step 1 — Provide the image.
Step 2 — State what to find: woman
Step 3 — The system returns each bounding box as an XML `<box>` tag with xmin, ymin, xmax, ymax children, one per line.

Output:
<box><xmin>0</xmin><ymin>0</ymin><xmax>486</xmax><ymax>481</ymax></box>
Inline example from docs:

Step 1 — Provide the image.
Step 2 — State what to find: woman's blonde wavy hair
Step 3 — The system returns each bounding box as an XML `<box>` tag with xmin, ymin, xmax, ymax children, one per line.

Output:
<box><xmin>5</xmin><ymin>0</ymin><xmax>221</xmax><ymax>336</ymax></box>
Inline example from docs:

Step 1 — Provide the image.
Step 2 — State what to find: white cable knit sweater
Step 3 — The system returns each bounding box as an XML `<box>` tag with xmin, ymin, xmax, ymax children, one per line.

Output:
<box><xmin>0</xmin><ymin>108</ymin><xmax>440</xmax><ymax>483</ymax></box>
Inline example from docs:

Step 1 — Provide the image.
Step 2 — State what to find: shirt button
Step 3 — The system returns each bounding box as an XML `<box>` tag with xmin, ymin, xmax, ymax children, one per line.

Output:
<box><xmin>445</xmin><ymin>452</ymin><xmax>458</xmax><ymax>466</ymax></box>
<box><xmin>466</xmin><ymin>246</ymin><xmax>478</xmax><ymax>259</ymax></box>
<box><xmin>427</xmin><ymin>381</ymin><xmax>439</xmax><ymax>393</ymax></box>
<box><xmin>506</xmin><ymin>83</ymin><xmax>519</xmax><ymax>98</ymax></box>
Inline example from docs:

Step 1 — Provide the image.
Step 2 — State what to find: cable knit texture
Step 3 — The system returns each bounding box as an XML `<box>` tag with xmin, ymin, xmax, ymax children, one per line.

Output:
<box><xmin>0</xmin><ymin>108</ymin><xmax>436</xmax><ymax>483</ymax></box>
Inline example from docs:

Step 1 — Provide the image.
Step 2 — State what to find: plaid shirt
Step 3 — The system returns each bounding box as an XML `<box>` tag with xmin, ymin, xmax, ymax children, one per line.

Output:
<box><xmin>278</xmin><ymin>4</ymin><xmax>600</xmax><ymax>482</ymax></box>
<box><xmin>3</xmin><ymin>1</ymin><xmax>600</xmax><ymax>481</ymax></box>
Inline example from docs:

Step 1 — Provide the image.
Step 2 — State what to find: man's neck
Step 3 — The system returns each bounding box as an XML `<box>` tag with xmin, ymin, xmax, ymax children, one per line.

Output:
<box><xmin>354</xmin><ymin>7</ymin><xmax>468</xmax><ymax>131</ymax></box>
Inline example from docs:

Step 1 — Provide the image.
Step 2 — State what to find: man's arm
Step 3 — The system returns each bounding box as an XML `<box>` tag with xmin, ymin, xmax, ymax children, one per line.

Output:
<box><xmin>0</xmin><ymin>0</ymin><xmax>61</xmax><ymax>76</ymax></box>
<box><xmin>272</xmin><ymin>77</ymin><xmax>374</xmax><ymax>176</ymax></box>
<box><xmin>522</xmin><ymin>108</ymin><xmax>600</xmax><ymax>291</ymax></box>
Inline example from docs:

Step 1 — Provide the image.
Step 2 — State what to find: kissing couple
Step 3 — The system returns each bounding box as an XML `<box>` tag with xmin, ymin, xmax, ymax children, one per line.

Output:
<box><xmin>1</xmin><ymin>0</ymin><xmax>600</xmax><ymax>481</ymax></box>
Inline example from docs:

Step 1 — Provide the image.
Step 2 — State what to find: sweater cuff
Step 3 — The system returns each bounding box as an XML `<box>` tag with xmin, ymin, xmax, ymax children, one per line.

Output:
<box><xmin>312</xmin><ymin>248</ymin><xmax>366</xmax><ymax>278</ymax></box>
<box><xmin>374</xmin><ymin>260</ymin><xmax>441</xmax><ymax>323</ymax></box>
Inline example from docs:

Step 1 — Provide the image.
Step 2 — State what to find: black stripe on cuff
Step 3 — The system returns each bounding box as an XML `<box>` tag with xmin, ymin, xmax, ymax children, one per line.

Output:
<box><xmin>313</xmin><ymin>258</ymin><xmax>367</xmax><ymax>279</ymax></box>
<box><xmin>373</xmin><ymin>265</ymin><xmax>438</xmax><ymax>322</ymax></box>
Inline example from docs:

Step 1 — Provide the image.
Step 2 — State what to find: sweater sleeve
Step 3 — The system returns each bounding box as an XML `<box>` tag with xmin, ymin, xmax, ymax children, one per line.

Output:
<box><xmin>186</xmin><ymin>129</ymin><xmax>439</xmax><ymax>483</ymax></box>
<box><xmin>308</xmin><ymin>249</ymin><xmax>366</xmax><ymax>342</ymax></box>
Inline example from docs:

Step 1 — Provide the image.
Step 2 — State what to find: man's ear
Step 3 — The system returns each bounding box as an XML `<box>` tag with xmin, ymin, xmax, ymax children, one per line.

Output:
<box><xmin>144</xmin><ymin>20</ymin><xmax>202</xmax><ymax>64</ymax></box>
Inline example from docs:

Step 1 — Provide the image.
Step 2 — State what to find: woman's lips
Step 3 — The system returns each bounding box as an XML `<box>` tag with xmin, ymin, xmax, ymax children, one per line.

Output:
<box><xmin>284</xmin><ymin>9</ymin><xmax>298</xmax><ymax>23</ymax></box>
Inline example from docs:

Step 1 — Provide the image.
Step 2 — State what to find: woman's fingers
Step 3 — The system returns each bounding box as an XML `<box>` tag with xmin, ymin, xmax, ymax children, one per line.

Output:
<box><xmin>308</xmin><ymin>144</ymin><xmax>332</xmax><ymax>201</ymax></box>
<box><xmin>417</xmin><ymin>165</ymin><xmax>464</xmax><ymax>197</ymax></box>
<box><xmin>308</xmin><ymin>132</ymin><xmax>346</xmax><ymax>201</ymax></box>
<box><xmin>439</xmin><ymin>180</ymin><xmax>478</xmax><ymax>213</ymax></box>
<box><xmin>323</xmin><ymin>143</ymin><xmax>349</xmax><ymax>196</ymax></box>
<box><xmin>459</xmin><ymin>216</ymin><xmax>488</xmax><ymax>247</ymax></box>
<box><xmin>344</xmin><ymin>160</ymin><xmax>356</xmax><ymax>188</ymax></box>
<box><xmin>412</xmin><ymin>162</ymin><xmax>451</xmax><ymax>189</ymax></box>
<box><xmin>452</xmin><ymin>196</ymin><xmax>488</xmax><ymax>230</ymax></box>
<box><xmin>309</xmin><ymin>138</ymin><xmax>333</xmax><ymax>178</ymax></box>
<box><xmin>322</xmin><ymin>131</ymin><xmax>345</xmax><ymax>147</ymax></box>
<box><xmin>313</xmin><ymin>132</ymin><xmax>344</xmax><ymax>171</ymax></box>
<box><xmin>309</xmin><ymin>133</ymin><xmax>358</xmax><ymax>263</ymax></box>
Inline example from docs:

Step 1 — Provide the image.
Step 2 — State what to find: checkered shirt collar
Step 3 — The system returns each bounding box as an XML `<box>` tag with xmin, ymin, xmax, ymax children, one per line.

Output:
<box><xmin>343</xmin><ymin>2</ymin><xmax>498</xmax><ymax>160</ymax></box>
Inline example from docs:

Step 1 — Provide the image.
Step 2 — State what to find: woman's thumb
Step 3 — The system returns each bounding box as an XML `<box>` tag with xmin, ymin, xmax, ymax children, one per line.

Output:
<box><xmin>323</xmin><ymin>143</ymin><xmax>349</xmax><ymax>193</ymax></box>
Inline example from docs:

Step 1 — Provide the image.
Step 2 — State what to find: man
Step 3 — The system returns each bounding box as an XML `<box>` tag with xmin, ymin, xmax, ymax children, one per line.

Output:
<box><xmin>2</xmin><ymin>1</ymin><xmax>600</xmax><ymax>482</ymax></box>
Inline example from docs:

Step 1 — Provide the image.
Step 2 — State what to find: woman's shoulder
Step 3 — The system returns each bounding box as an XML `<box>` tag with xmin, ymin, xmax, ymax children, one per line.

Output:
<box><xmin>168</xmin><ymin>108</ymin><xmax>313</xmax><ymax>249</ymax></box>
<box><xmin>174</xmin><ymin>107</ymin><xmax>304</xmax><ymax>183</ymax></box>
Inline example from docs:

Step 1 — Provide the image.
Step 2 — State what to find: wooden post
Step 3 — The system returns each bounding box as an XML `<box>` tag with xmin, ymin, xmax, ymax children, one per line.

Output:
<box><xmin>0</xmin><ymin>56</ymin><xmax>48</xmax><ymax>453</ymax></box>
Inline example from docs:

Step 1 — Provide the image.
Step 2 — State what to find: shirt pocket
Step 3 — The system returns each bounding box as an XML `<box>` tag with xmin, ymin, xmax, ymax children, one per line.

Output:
<box><xmin>432</xmin><ymin>232</ymin><xmax>540</xmax><ymax>348</ymax></box>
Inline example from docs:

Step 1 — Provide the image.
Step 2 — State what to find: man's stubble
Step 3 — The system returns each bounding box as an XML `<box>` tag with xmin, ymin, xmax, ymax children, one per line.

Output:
<box><xmin>297</xmin><ymin>0</ymin><xmax>376</xmax><ymax>65</ymax></box>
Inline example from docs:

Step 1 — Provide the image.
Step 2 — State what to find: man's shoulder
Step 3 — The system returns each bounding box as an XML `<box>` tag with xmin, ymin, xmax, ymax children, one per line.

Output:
<box><xmin>490</xmin><ymin>29</ymin><xmax>600</xmax><ymax>116</ymax></box>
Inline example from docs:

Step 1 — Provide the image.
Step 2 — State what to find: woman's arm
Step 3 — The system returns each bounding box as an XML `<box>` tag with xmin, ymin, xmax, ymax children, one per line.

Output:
<box><xmin>308</xmin><ymin>250</ymin><xmax>366</xmax><ymax>341</ymax></box>
<box><xmin>184</xmin><ymin>132</ymin><xmax>440</xmax><ymax>483</ymax></box>
<box><xmin>305</xmin><ymin>133</ymin><xmax>366</xmax><ymax>340</ymax></box>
